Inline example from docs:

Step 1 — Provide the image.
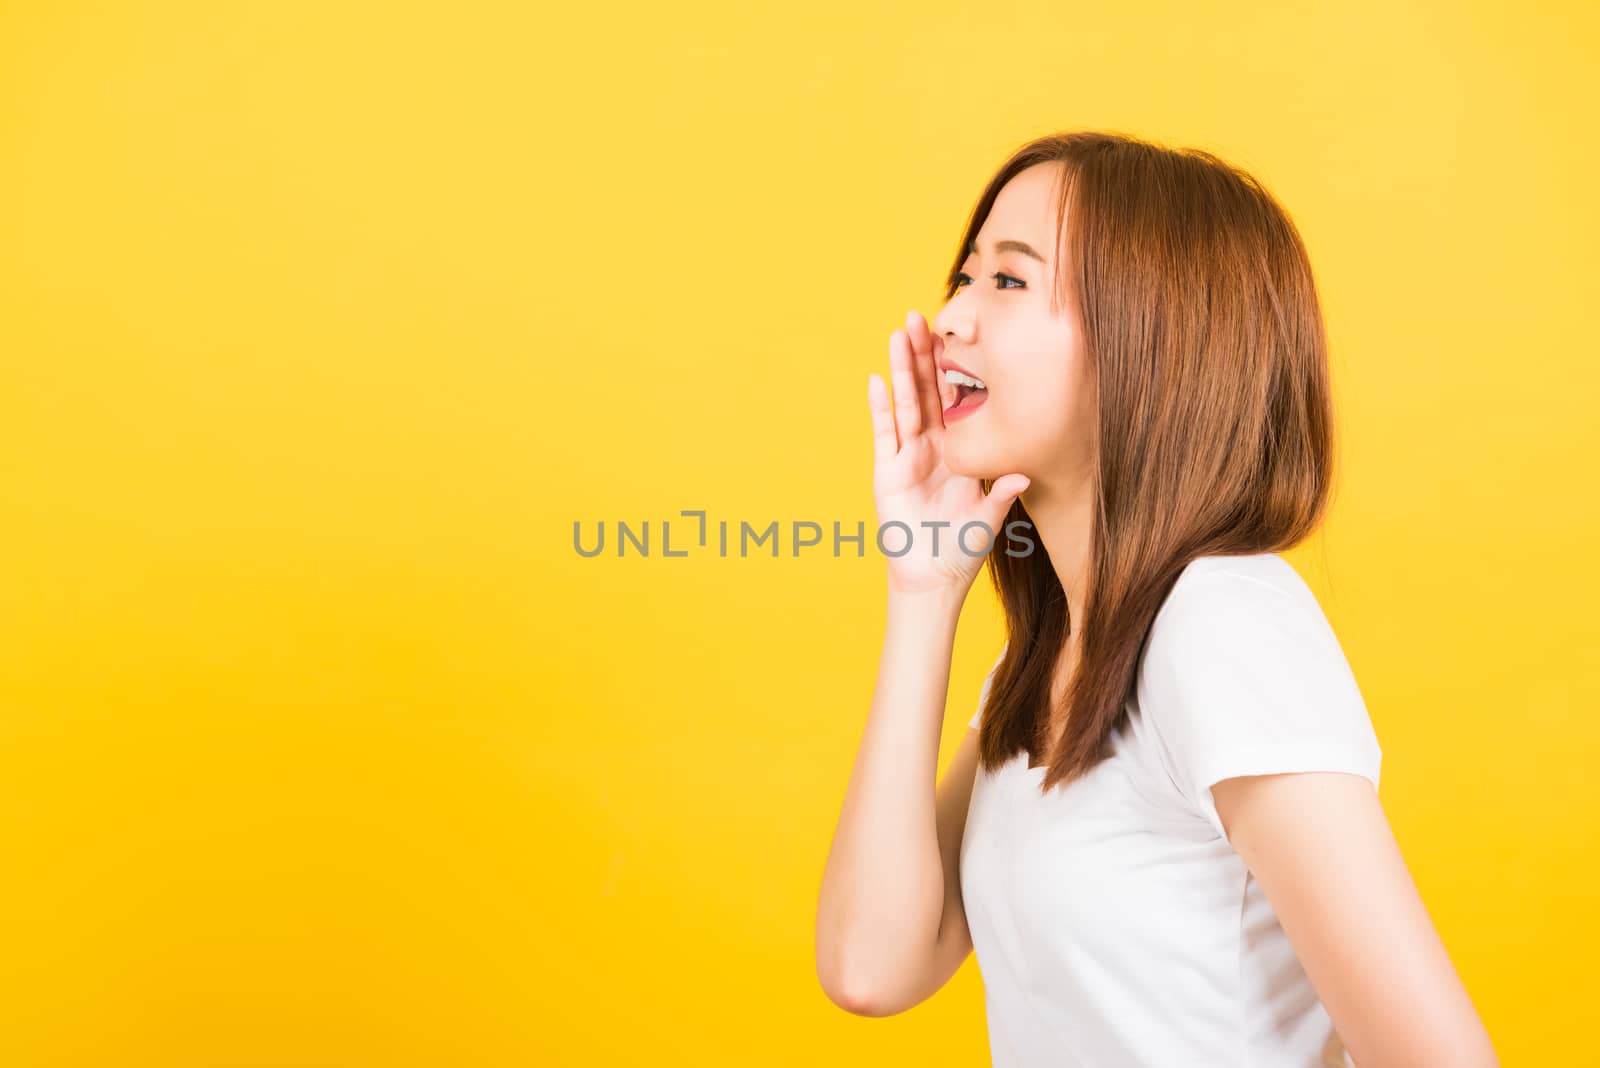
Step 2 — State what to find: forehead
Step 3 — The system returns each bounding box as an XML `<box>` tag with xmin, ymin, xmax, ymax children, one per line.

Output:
<box><xmin>974</xmin><ymin>162</ymin><xmax>1063</xmax><ymax>261</ymax></box>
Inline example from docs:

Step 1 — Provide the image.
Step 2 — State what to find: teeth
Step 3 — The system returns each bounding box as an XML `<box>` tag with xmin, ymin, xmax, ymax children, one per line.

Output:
<box><xmin>942</xmin><ymin>369</ymin><xmax>987</xmax><ymax>390</ymax></box>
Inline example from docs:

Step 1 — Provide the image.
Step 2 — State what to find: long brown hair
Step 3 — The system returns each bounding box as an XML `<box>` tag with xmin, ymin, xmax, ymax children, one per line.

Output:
<box><xmin>955</xmin><ymin>131</ymin><xmax>1338</xmax><ymax>793</ymax></box>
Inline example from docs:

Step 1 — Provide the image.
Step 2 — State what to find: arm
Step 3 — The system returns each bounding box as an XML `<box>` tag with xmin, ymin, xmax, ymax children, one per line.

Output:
<box><xmin>815</xmin><ymin>308</ymin><xmax>1030</xmax><ymax>1017</ymax></box>
<box><xmin>1212</xmin><ymin>772</ymin><xmax>1499</xmax><ymax>1067</ymax></box>
<box><xmin>815</xmin><ymin>588</ymin><xmax>979</xmax><ymax>1017</ymax></box>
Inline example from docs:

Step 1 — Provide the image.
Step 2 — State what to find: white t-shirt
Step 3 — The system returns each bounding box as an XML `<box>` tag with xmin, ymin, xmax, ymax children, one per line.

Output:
<box><xmin>959</xmin><ymin>552</ymin><xmax>1380</xmax><ymax>1067</ymax></box>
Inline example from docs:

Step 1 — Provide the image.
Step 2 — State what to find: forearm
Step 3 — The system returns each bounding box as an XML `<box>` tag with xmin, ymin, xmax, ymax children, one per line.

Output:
<box><xmin>816</xmin><ymin>587</ymin><xmax>965</xmax><ymax>1009</ymax></box>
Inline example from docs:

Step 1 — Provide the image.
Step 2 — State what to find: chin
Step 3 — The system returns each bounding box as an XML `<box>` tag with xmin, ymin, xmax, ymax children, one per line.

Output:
<box><xmin>944</xmin><ymin>437</ymin><xmax>1003</xmax><ymax>481</ymax></box>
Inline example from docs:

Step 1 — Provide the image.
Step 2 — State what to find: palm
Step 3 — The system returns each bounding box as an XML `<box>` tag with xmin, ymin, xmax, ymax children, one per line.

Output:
<box><xmin>875</xmin><ymin>429</ymin><xmax>980</xmax><ymax>533</ymax></box>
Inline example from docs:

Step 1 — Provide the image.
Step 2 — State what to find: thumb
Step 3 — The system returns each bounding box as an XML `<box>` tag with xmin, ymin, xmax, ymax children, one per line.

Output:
<box><xmin>979</xmin><ymin>474</ymin><xmax>1030</xmax><ymax>537</ymax></box>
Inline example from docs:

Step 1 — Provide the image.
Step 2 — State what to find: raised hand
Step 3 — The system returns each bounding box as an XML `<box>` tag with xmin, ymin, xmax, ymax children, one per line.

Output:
<box><xmin>867</xmin><ymin>310</ymin><xmax>1031</xmax><ymax>598</ymax></box>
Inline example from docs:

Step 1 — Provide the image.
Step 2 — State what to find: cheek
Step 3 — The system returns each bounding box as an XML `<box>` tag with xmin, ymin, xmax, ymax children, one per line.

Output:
<box><xmin>998</xmin><ymin>363</ymin><xmax>1077</xmax><ymax>427</ymax></box>
<box><xmin>990</xmin><ymin>358</ymin><xmax>1089</xmax><ymax>461</ymax></box>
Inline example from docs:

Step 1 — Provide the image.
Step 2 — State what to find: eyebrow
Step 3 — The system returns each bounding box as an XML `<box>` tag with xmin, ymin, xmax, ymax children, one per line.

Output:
<box><xmin>966</xmin><ymin>238</ymin><xmax>1046</xmax><ymax>263</ymax></box>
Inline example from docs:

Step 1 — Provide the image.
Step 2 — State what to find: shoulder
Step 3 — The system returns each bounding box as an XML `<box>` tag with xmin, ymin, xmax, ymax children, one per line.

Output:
<box><xmin>1143</xmin><ymin>552</ymin><xmax>1337</xmax><ymax>662</ymax></box>
<box><xmin>1164</xmin><ymin>550</ymin><xmax>1315</xmax><ymax>609</ymax></box>
<box><xmin>1135</xmin><ymin>553</ymin><xmax>1382</xmax><ymax>836</ymax></box>
<box><xmin>1135</xmin><ymin>551</ymin><xmax>1372</xmax><ymax>750</ymax></box>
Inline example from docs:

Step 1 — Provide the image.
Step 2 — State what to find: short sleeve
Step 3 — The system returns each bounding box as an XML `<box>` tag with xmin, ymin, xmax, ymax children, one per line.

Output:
<box><xmin>968</xmin><ymin>643</ymin><xmax>1008</xmax><ymax>730</ymax></box>
<box><xmin>1138</xmin><ymin>570</ymin><xmax>1382</xmax><ymax>840</ymax></box>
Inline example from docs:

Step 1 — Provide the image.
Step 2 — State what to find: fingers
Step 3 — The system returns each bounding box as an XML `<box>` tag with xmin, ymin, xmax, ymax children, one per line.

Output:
<box><xmin>905</xmin><ymin>310</ymin><xmax>945</xmax><ymax>429</ymax></box>
<box><xmin>872</xmin><ymin>313</ymin><xmax>945</xmax><ymax>462</ymax></box>
<box><xmin>931</xmin><ymin>333</ymin><xmax>951</xmax><ymax>412</ymax></box>
<box><xmin>867</xmin><ymin>372</ymin><xmax>899</xmax><ymax>462</ymax></box>
<box><xmin>888</xmin><ymin>327</ymin><xmax>922</xmax><ymax>439</ymax></box>
<box><xmin>980</xmin><ymin>474</ymin><xmax>1031</xmax><ymax>538</ymax></box>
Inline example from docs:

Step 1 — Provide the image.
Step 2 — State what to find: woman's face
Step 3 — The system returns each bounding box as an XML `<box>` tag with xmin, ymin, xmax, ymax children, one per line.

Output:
<box><xmin>933</xmin><ymin>161</ymin><xmax>1095</xmax><ymax>486</ymax></box>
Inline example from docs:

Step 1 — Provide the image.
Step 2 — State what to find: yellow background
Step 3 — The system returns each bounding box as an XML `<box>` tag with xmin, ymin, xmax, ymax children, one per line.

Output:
<box><xmin>2</xmin><ymin>2</ymin><xmax>1595</xmax><ymax>1064</ymax></box>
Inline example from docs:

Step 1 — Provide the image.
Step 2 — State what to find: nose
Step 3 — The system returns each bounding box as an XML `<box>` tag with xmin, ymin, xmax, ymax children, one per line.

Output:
<box><xmin>932</xmin><ymin>299</ymin><xmax>973</xmax><ymax>348</ymax></box>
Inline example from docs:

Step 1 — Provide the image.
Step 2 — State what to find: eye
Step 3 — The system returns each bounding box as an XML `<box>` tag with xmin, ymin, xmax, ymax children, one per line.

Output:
<box><xmin>952</xmin><ymin>271</ymin><xmax>1025</xmax><ymax>291</ymax></box>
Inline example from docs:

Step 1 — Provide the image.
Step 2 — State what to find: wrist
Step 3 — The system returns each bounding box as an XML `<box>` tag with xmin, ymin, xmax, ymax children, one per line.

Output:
<box><xmin>885</xmin><ymin>582</ymin><xmax>968</xmax><ymax>620</ymax></box>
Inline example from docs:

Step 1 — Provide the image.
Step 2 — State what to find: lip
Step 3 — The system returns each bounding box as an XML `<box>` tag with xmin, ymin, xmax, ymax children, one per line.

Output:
<box><xmin>937</xmin><ymin>357</ymin><xmax>984</xmax><ymax>382</ymax></box>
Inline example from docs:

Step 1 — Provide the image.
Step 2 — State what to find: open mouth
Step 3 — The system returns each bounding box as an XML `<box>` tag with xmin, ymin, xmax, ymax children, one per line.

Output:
<box><xmin>950</xmin><ymin>384</ymin><xmax>986</xmax><ymax>409</ymax></box>
<box><xmin>943</xmin><ymin>369</ymin><xmax>988</xmax><ymax>418</ymax></box>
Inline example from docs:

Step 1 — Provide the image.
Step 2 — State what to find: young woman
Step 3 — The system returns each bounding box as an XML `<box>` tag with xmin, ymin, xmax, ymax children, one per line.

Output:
<box><xmin>815</xmin><ymin>132</ymin><xmax>1497</xmax><ymax>1066</ymax></box>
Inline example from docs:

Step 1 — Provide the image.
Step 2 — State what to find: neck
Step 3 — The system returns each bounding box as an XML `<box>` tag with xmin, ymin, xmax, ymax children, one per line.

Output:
<box><xmin>1016</xmin><ymin>467</ymin><xmax>1094</xmax><ymax>635</ymax></box>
